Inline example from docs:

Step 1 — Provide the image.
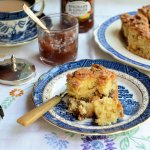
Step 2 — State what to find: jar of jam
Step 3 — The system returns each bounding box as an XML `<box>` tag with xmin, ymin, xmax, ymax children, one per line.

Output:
<box><xmin>37</xmin><ymin>14</ymin><xmax>78</xmax><ymax>66</ymax></box>
<box><xmin>61</xmin><ymin>0</ymin><xmax>94</xmax><ymax>33</ymax></box>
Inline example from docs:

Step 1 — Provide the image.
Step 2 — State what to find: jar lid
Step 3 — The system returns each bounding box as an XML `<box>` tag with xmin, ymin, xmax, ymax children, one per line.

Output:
<box><xmin>0</xmin><ymin>55</ymin><xmax>36</xmax><ymax>85</ymax></box>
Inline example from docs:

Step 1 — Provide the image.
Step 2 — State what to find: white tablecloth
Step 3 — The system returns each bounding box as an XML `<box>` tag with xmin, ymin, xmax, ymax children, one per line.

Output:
<box><xmin>0</xmin><ymin>0</ymin><xmax>150</xmax><ymax>149</ymax></box>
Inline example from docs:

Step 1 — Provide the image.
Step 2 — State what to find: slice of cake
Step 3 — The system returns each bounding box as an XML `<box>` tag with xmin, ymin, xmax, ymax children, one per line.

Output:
<box><xmin>66</xmin><ymin>64</ymin><xmax>124</xmax><ymax>125</ymax></box>
<box><xmin>120</xmin><ymin>5</ymin><xmax>150</xmax><ymax>60</ymax></box>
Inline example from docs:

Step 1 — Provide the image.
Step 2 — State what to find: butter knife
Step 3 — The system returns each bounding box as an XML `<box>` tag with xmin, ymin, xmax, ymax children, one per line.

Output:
<box><xmin>17</xmin><ymin>92</ymin><xmax>66</xmax><ymax>126</ymax></box>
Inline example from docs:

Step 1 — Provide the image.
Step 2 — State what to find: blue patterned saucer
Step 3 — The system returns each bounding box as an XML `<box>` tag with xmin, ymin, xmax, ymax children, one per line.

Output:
<box><xmin>33</xmin><ymin>59</ymin><xmax>150</xmax><ymax>135</ymax></box>
<box><xmin>0</xmin><ymin>30</ymin><xmax>37</xmax><ymax>47</ymax></box>
<box><xmin>0</xmin><ymin>13</ymin><xmax>45</xmax><ymax>47</ymax></box>
<box><xmin>94</xmin><ymin>11</ymin><xmax>150</xmax><ymax>71</ymax></box>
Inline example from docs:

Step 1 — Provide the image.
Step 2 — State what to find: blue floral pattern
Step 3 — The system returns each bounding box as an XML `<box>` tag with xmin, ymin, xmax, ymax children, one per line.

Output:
<box><xmin>81</xmin><ymin>135</ymin><xmax>116</xmax><ymax>150</ymax></box>
<box><xmin>45</xmin><ymin>132</ymin><xmax>69</xmax><ymax>150</ymax></box>
<box><xmin>0</xmin><ymin>11</ymin><xmax>44</xmax><ymax>44</ymax></box>
<box><xmin>118</xmin><ymin>86</ymin><xmax>140</xmax><ymax>115</ymax></box>
<box><xmin>53</xmin><ymin>101</ymin><xmax>76</xmax><ymax>121</ymax></box>
<box><xmin>0</xmin><ymin>19</ymin><xmax>37</xmax><ymax>43</ymax></box>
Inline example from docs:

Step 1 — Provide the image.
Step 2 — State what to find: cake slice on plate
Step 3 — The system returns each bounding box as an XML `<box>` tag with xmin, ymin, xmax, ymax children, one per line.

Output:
<box><xmin>66</xmin><ymin>64</ymin><xmax>124</xmax><ymax>126</ymax></box>
<box><xmin>120</xmin><ymin>5</ymin><xmax>150</xmax><ymax>60</ymax></box>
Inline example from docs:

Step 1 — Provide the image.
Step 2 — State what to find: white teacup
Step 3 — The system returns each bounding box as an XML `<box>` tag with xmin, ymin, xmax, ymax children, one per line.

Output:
<box><xmin>0</xmin><ymin>0</ymin><xmax>45</xmax><ymax>44</ymax></box>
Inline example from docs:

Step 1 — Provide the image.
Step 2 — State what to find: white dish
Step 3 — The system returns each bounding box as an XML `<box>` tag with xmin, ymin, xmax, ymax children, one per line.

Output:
<box><xmin>94</xmin><ymin>11</ymin><xmax>150</xmax><ymax>71</ymax></box>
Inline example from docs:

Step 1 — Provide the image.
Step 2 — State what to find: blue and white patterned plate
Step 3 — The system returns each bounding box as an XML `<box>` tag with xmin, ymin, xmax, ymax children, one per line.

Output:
<box><xmin>33</xmin><ymin>59</ymin><xmax>150</xmax><ymax>135</ymax></box>
<box><xmin>94</xmin><ymin>12</ymin><xmax>150</xmax><ymax>71</ymax></box>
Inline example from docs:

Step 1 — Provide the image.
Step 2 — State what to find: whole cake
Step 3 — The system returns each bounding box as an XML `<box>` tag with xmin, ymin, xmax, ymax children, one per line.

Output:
<box><xmin>120</xmin><ymin>5</ymin><xmax>150</xmax><ymax>60</ymax></box>
<box><xmin>66</xmin><ymin>64</ymin><xmax>124</xmax><ymax>126</ymax></box>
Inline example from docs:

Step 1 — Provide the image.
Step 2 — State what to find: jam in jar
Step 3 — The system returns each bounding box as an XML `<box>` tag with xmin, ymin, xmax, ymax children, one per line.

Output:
<box><xmin>37</xmin><ymin>14</ymin><xmax>78</xmax><ymax>66</ymax></box>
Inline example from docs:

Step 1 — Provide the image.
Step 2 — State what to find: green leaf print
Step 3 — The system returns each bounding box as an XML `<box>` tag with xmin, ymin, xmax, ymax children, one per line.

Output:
<box><xmin>124</xmin><ymin>127</ymin><xmax>139</xmax><ymax>137</ymax></box>
<box><xmin>1</xmin><ymin>97</ymin><xmax>15</xmax><ymax>109</ymax></box>
<box><xmin>136</xmin><ymin>143</ymin><xmax>146</xmax><ymax>150</ymax></box>
<box><xmin>120</xmin><ymin>137</ymin><xmax>130</xmax><ymax>150</ymax></box>
<box><xmin>109</xmin><ymin>134</ymin><xmax>119</xmax><ymax>140</ymax></box>
<box><xmin>65</xmin><ymin>131</ymin><xmax>76</xmax><ymax>137</ymax></box>
<box><xmin>146</xmin><ymin>136</ymin><xmax>150</xmax><ymax>141</ymax></box>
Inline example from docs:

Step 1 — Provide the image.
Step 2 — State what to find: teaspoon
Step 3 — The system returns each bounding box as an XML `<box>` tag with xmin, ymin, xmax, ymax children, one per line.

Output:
<box><xmin>23</xmin><ymin>4</ymin><xmax>50</xmax><ymax>33</ymax></box>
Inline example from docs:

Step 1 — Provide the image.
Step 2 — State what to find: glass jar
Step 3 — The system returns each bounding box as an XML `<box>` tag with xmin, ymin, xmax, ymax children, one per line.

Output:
<box><xmin>37</xmin><ymin>13</ymin><xmax>78</xmax><ymax>66</ymax></box>
<box><xmin>61</xmin><ymin>0</ymin><xmax>94</xmax><ymax>33</ymax></box>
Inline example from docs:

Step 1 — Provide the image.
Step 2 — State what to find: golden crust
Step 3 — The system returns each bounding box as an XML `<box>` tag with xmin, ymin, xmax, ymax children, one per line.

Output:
<box><xmin>120</xmin><ymin>13</ymin><xmax>150</xmax><ymax>38</ymax></box>
<box><xmin>138</xmin><ymin>5</ymin><xmax>150</xmax><ymax>21</ymax></box>
<box><xmin>66</xmin><ymin>64</ymin><xmax>117</xmax><ymax>99</ymax></box>
<box><xmin>120</xmin><ymin>6</ymin><xmax>150</xmax><ymax>60</ymax></box>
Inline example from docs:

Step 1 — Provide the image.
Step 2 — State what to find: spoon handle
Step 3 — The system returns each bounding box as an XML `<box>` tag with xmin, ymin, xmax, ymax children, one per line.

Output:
<box><xmin>23</xmin><ymin>4</ymin><xmax>48</xmax><ymax>31</ymax></box>
<box><xmin>17</xmin><ymin>96</ymin><xmax>61</xmax><ymax>126</ymax></box>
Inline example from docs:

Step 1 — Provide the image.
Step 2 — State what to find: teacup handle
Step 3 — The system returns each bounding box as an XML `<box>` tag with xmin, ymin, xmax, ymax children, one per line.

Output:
<box><xmin>35</xmin><ymin>0</ymin><xmax>45</xmax><ymax>17</ymax></box>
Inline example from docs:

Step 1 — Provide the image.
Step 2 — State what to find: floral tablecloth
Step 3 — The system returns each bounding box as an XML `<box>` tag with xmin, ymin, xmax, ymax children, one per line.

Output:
<box><xmin>1</xmin><ymin>84</ymin><xmax>150</xmax><ymax>149</ymax></box>
<box><xmin>0</xmin><ymin>0</ymin><xmax>150</xmax><ymax>149</ymax></box>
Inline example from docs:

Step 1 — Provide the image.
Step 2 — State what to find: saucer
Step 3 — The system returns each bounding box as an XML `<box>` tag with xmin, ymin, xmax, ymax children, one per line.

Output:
<box><xmin>0</xmin><ymin>13</ymin><xmax>45</xmax><ymax>47</ymax></box>
<box><xmin>0</xmin><ymin>33</ymin><xmax>37</xmax><ymax>47</ymax></box>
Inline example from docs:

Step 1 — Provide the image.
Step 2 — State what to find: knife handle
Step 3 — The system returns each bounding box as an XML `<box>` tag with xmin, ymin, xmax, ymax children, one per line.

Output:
<box><xmin>17</xmin><ymin>96</ymin><xmax>61</xmax><ymax>126</ymax></box>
